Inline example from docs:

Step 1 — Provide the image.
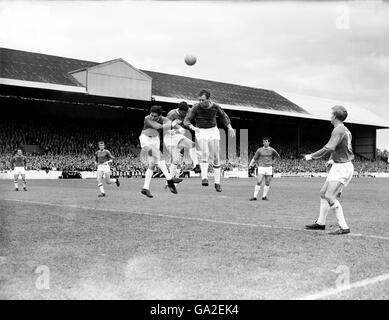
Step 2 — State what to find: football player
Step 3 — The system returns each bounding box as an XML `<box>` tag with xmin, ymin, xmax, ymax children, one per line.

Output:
<box><xmin>95</xmin><ymin>141</ymin><xmax>120</xmax><ymax>197</ymax></box>
<box><xmin>164</xmin><ymin>101</ymin><xmax>201</xmax><ymax>179</ymax></box>
<box><xmin>304</xmin><ymin>105</ymin><xmax>354</xmax><ymax>235</ymax></box>
<box><xmin>184</xmin><ymin>90</ymin><xmax>235</xmax><ymax>192</ymax></box>
<box><xmin>11</xmin><ymin>149</ymin><xmax>28</xmax><ymax>191</ymax></box>
<box><xmin>248</xmin><ymin>137</ymin><xmax>280</xmax><ymax>201</ymax></box>
<box><xmin>139</xmin><ymin>105</ymin><xmax>183</xmax><ymax>198</ymax></box>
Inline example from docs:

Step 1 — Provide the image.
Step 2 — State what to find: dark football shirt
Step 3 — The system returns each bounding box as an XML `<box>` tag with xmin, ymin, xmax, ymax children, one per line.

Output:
<box><xmin>184</xmin><ymin>102</ymin><xmax>231</xmax><ymax>129</ymax></box>
<box><xmin>11</xmin><ymin>155</ymin><xmax>27</xmax><ymax>168</ymax></box>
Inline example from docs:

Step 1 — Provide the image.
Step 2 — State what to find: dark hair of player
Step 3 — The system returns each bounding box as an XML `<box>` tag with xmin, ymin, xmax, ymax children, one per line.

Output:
<box><xmin>98</xmin><ymin>141</ymin><xmax>104</xmax><ymax>145</ymax></box>
<box><xmin>150</xmin><ymin>105</ymin><xmax>163</xmax><ymax>115</ymax></box>
<box><xmin>332</xmin><ymin>105</ymin><xmax>348</xmax><ymax>122</ymax></box>
<box><xmin>178</xmin><ymin>101</ymin><xmax>189</xmax><ymax>111</ymax></box>
<box><xmin>263</xmin><ymin>137</ymin><xmax>270</xmax><ymax>142</ymax></box>
<box><xmin>198</xmin><ymin>89</ymin><xmax>211</xmax><ymax>99</ymax></box>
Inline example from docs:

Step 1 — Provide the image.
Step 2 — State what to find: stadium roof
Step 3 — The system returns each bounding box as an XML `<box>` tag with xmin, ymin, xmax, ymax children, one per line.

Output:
<box><xmin>1</xmin><ymin>47</ymin><xmax>388</xmax><ymax>128</ymax></box>
<box><xmin>141</xmin><ymin>70</ymin><xmax>305</xmax><ymax>114</ymax></box>
<box><xmin>278</xmin><ymin>92</ymin><xmax>389</xmax><ymax>129</ymax></box>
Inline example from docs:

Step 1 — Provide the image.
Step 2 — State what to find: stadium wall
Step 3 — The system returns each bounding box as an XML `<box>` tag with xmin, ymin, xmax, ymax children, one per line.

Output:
<box><xmin>2</xmin><ymin>170</ymin><xmax>388</xmax><ymax>180</ymax></box>
<box><xmin>0</xmin><ymin>171</ymin><xmax>62</xmax><ymax>180</ymax></box>
<box><xmin>0</xmin><ymin>81</ymin><xmax>381</xmax><ymax>161</ymax></box>
<box><xmin>353</xmin><ymin>125</ymin><xmax>376</xmax><ymax>160</ymax></box>
<box><xmin>0</xmin><ymin>171</ymin><xmax>96</xmax><ymax>180</ymax></box>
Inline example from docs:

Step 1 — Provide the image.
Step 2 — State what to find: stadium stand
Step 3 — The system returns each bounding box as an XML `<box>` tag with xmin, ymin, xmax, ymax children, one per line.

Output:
<box><xmin>1</xmin><ymin>47</ymin><xmax>389</xmax><ymax>176</ymax></box>
<box><xmin>1</xmin><ymin>117</ymin><xmax>388</xmax><ymax>174</ymax></box>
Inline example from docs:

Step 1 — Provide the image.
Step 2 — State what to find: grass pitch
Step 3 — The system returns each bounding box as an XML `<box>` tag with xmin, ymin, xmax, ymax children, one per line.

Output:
<box><xmin>0</xmin><ymin>177</ymin><xmax>388</xmax><ymax>300</ymax></box>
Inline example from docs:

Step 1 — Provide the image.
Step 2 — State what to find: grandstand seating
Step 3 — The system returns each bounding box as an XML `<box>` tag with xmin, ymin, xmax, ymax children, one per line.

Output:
<box><xmin>1</xmin><ymin>118</ymin><xmax>388</xmax><ymax>174</ymax></box>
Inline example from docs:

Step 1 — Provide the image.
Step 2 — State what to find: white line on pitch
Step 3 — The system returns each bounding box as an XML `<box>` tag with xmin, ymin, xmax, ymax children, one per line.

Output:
<box><xmin>2</xmin><ymin>198</ymin><xmax>389</xmax><ymax>241</ymax></box>
<box><xmin>296</xmin><ymin>273</ymin><xmax>389</xmax><ymax>300</ymax></box>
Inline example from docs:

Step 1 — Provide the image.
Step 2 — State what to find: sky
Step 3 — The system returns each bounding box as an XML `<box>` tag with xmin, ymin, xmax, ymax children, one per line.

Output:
<box><xmin>1</xmin><ymin>0</ymin><xmax>389</xmax><ymax>150</ymax></box>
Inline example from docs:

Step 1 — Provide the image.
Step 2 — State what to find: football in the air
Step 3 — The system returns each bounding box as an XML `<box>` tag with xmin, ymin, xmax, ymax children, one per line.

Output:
<box><xmin>185</xmin><ymin>54</ymin><xmax>197</xmax><ymax>66</ymax></box>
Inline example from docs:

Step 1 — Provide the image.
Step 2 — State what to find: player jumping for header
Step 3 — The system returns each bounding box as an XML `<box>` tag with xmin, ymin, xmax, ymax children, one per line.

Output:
<box><xmin>140</xmin><ymin>105</ymin><xmax>183</xmax><ymax>198</ymax></box>
<box><xmin>248</xmin><ymin>137</ymin><xmax>280</xmax><ymax>201</ymax></box>
<box><xmin>95</xmin><ymin>141</ymin><xmax>120</xmax><ymax>197</ymax></box>
<box><xmin>304</xmin><ymin>105</ymin><xmax>354</xmax><ymax>235</ymax></box>
<box><xmin>184</xmin><ymin>89</ymin><xmax>235</xmax><ymax>192</ymax></box>
<box><xmin>11</xmin><ymin>149</ymin><xmax>28</xmax><ymax>191</ymax></box>
<box><xmin>164</xmin><ymin>101</ymin><xmax>201</xmax><ymax>179</ymax></box>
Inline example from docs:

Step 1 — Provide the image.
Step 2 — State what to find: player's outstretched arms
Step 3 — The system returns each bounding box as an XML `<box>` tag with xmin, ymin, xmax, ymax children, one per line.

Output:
<box><xmin>305</xmin><ymin>146</ymin><xmax>334</xmax><ymax>160</ymax></box>
<box><xmin>306</xmin><ymin>129</ymin><xmax>341</xmax><ymax>161</ymax></box>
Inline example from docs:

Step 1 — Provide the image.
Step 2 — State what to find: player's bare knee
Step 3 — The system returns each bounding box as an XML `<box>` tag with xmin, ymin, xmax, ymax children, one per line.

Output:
<box><xmin>324</xmin><ymin>192</ymin><xmax>335</xmax><ymax>203</ymax></box>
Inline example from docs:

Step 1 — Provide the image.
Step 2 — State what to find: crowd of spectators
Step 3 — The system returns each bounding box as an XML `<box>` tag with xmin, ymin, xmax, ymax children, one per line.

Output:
<box><xmin>1</xmin><ymin>119</ymin><xmax>389</xmax><ymax>174</ymax></box>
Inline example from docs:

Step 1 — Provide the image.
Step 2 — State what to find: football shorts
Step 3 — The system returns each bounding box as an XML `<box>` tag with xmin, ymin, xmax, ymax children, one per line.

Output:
<box><xmin>163</xmin><ymin>133</ymin><xmax>185</xmax><ymax>147</ymax></box>
<box><xmin>257</xmin><ymin>166</ymin><xmax>273</xmax><ymax>176</ymax></box>
<box><xmin>139</xmin><ymin>134</ymin><xmax>160</xmax><ymax>150</ymax></box>
<box><xmin>13</xmin><ymin>167</ymin><xmax>26</xmax><ymax>175</ymax></box>
<box><xmin>97</xmin><ymin>164</ymin><xmax>111</xmax><ymax>174</ymax></box>
<box><xmin>195</xmin><ymin>126</ymin><xmax>220</xmax><ymax>141</ymax></box>
<box><xmin>326</xmin><ymin>161</ymin><xmax>354</xmax><ymax>186</ymax></box>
